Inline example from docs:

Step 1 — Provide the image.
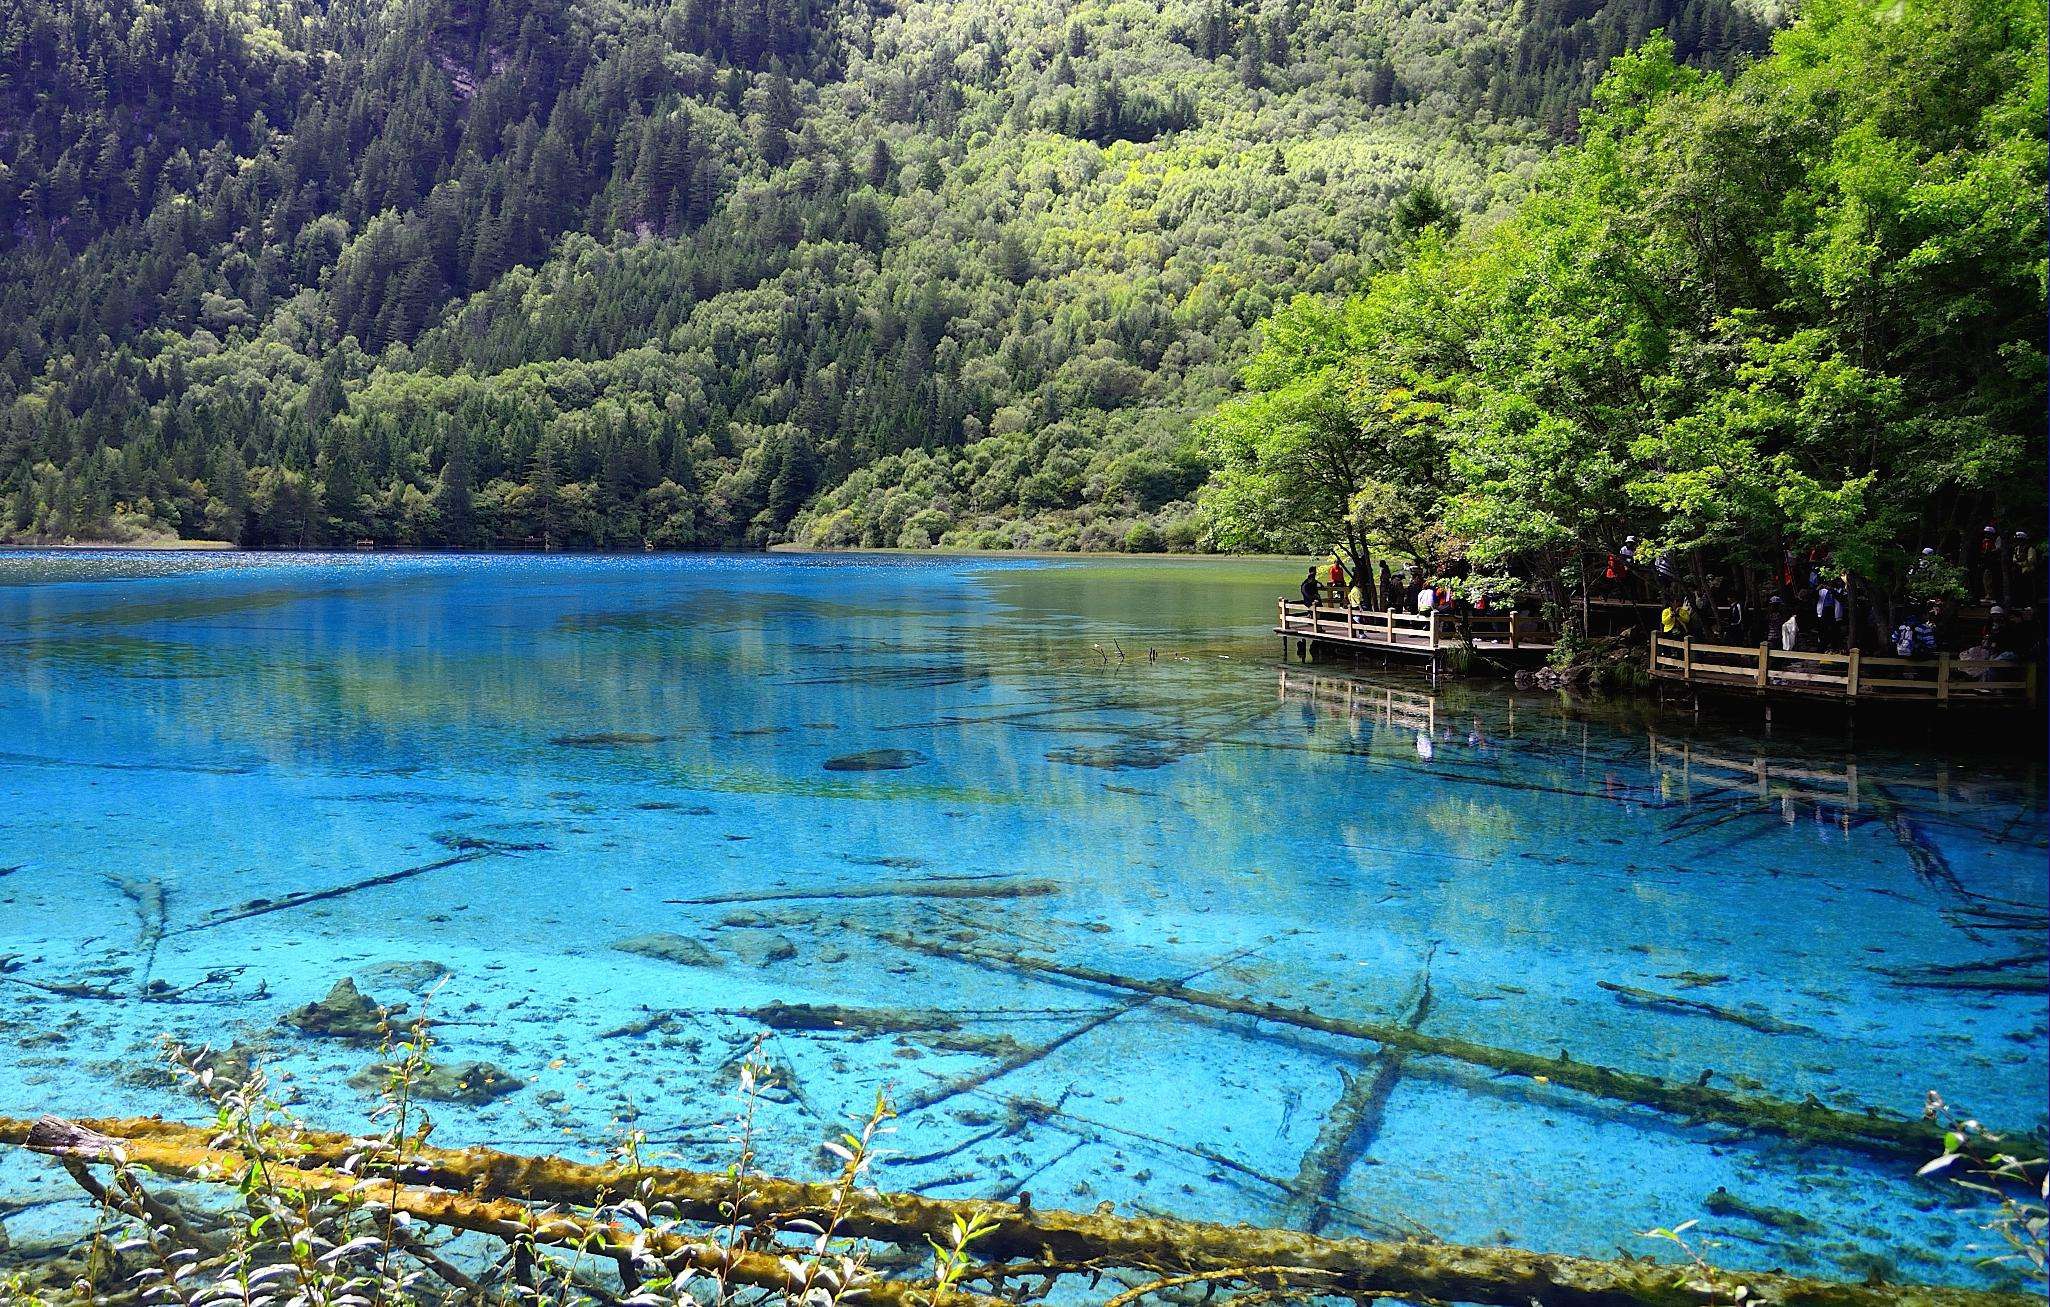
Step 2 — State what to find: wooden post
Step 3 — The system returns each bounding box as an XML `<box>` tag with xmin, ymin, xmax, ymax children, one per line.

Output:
<box><xmin>1845</xmin><ymin>647</ymin><xmax>1860</xmax><ymax>698</ymax></box>
<box><xmin>1385</xmin><ymin>610</ymin><xmax>1395</xmax><ymax>645</ymax></box>
<box><xmin>1755</xmin><ymin>643</ymin><xmax>1768</xmax><ymax>688</ymax></box>
<box><xmin>1508</xmin><ymin>613</ymin><xmax>1520</xmax><ymax>649</ymax></box>
<box><xmin>1937</xmin><ymin>653</ymin><xmax>1950</xmax><ymax>702</ymax></box>
<box><xmin>1428</xmin><ymin>609</ymin><xmax>1440</xmax><ymax>650</ymax></box>
<box><xmin>1681</xmin><ymin>636</ymin><xmax>1692</xmax><ymax>680</ymax></box>
<box><xmin>2028</xmin><ymin>662</ymin><xmax>2039</xmax><ymax>708</ymax></box>
<box><xmin>1648</xmin><ymin>632</ymin><xmax>1657</xmax><ymax>675</ymax></box>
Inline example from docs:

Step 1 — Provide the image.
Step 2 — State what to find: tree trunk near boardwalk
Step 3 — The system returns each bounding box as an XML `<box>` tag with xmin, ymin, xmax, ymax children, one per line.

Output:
<box><xmin>1344</xmin><ymin>524</ymin><xmax>1372</xmax><ymax>607</ymax></box>
<box><xmin>1845</xmin><ymin>571</ymin><xmax>1861</xmax><ymax>653</ymax></box>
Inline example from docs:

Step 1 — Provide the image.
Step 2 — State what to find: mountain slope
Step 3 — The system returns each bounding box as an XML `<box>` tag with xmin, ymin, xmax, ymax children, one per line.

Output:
<box><xmin>0</xmin><ymin>0</ymin><xmax>1768</xmax><ymax>549</ymax></box>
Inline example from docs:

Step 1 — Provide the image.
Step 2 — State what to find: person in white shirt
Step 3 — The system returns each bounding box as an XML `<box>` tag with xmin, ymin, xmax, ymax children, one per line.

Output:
<box><xmin>1415</xmin><ymin>584</ymin><xmax>1435</xmax><ymax>614</ymax></box>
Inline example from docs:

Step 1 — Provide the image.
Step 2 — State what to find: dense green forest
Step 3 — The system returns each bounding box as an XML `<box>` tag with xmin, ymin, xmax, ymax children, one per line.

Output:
<box><xmin>1201</xmin><ymin>0</ymin><xmax>2045</xmax><ymax>606</ymax></box>
<box><xmin>0</xmin><ymin>0</ymin><xmax>1774</xmax><ymax>549</ymax></box>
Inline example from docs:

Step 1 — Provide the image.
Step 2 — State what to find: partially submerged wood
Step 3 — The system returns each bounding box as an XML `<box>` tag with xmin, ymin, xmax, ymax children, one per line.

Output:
<box><xmin>174</xmin><ymin>848</ymin><xmax>502</xmax><ymax>934</ymax></box>
<box><xmin>0</xmin><ymin>1115</ymin><xmax>2026</xmax><ymax>1307</ymax></box>
<box><xmin>664</xmin><ymin>875</ymin><xmax>1059</xmax><ymax>906</ymax></box>
<box><xmin>1595</xmin><ymin>981</ymin><xmax>1820</xmax><ymax>1037</ymax></box>
<box><xmin>879</xmin><ymin>933</ymin><xmax>2016</xmax><ymax>1162</ymax></box>
<box><xmin>11</xmin><ymin>1116</ymin><xmax>996</xmax><ymax>1307</ymax></box>
<box><xmin>1280</xmin><ymin>957</ymin><xmax>1432</xmax><ymax>1233</ymax></box>
<box><xmin>893</xmin><ymin>937</ymin><xmax>1277</xmax><ymax>1116</ymax></box>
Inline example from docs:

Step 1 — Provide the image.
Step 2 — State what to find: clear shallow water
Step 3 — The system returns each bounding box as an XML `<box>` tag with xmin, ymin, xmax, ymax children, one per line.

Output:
<box><xmin>0</xmin><ymin>550</ymin><xmax>2043</xmax><ymax>1286</ymax></box>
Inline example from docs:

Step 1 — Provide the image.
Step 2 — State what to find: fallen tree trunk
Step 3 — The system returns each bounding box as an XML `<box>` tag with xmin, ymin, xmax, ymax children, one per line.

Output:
<box><xmin>172</xmin><ymin>848</ymin><xmax>502</xmax><ymax>934</ymax></box>
<box><xmin>1279</xmin><ymin>958</ymin><xmax>1432</xmax><ymax>1233</ymax></box>
<box><xmin>0</xmin><ymin>1115</ymin><xmax>2027</xmax><ymax>1307</ymax></box>
<box><xmin>893</xmin><ymin>937</ymin><xmax>1276</xmax><ymax>1116</ymax></box>
<box><xmin>877</xmin><ymin>933</ymin><xmax>2006</xmax><ymax>1162</ymax></box>
<box><xmin>12</xmin><ymin>1116</ymin><xmax>999</xmax><ymax>1307</ymax></box>
<box><xmin>666</xmin><ymin>875</ymin><xmax>1059</xmax><ymax>906</ymax></box>
<box><xmin>1595</xmin><ymin>981</ymin><xmax>1819</xmax><ymax>1036</ymax></box>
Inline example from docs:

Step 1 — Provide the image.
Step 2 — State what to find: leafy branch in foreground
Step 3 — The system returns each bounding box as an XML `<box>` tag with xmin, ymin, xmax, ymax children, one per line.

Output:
<box><xmin>1919</xmin><ymin>1092</ymin><xmax>2048</xmax><ymax>1286</ymax></box>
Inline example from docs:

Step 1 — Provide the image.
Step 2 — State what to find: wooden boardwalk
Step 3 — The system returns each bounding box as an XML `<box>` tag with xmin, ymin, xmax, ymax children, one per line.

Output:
<box><xmin>1648</xmin><ymin>633</ymin><xmax>2037</xmax><ymax>707</ymax></box>
<box><xmin>1276</xmin><ymin>600</ymin><xmax>1555</xmax><ymax>663</ymax></box>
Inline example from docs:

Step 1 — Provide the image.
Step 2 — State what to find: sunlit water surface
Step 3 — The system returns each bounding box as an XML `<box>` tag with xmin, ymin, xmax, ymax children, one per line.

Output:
<box><xmin>0</xmin><ymin>551</ymin><xmax>2043</xmax><ymax>1286</ymax></box>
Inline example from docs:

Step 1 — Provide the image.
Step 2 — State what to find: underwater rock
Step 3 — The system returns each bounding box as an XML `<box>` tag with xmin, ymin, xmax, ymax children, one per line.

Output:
<box><xmin>550</xmin><ymin>732</ymin><xmax>667</xmax><ymax>747</ymax></box>
<box><xmin>355</xmin><ymin>959</ymin><xmax>452</xmax><ymax>994</ymax></box>
<box><xmin>725</xmin><ymin>931</ymin><xmax>798</xmax><ymax>967</ymax></box>
<box><xmin>351</xmin><ymin>1058</ymin><xmax>523</xmax><ymax>1105</ymax></box>
<box><xmin>822</xmin><ymin>749</ymin><xmax>929</xmax><ymax>771</ymax></box>
<box><xmin>285</xmin><ymin>978</ymin><xmax>403</xmax><ymax>1044</ymax></box>
<box><xmin>613</xmin><ymin>933</ymin><xmax>722</xmax><ymax>969</ymax></box>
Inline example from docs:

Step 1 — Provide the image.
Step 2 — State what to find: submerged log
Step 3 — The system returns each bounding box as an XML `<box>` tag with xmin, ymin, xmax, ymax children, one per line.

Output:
<box><xmin>1595</xmin><ymin>981</ymin><xmax>1820</xmax><ymax>1036</ymax></box>
<box><xmin>0</xmin><ymin>1115</ymin><xmax>2025</xmax><ymax>1307</ymax></box>
<box><xmin>1279</xmin><ymin>955</ymin><xmax>1433</xmax><ymax>1233</ymax></box>
<box><xmin>894</xmin><ymin>937</ymin><xmax>1277</xmax><ymax>1116</ymax></box>
<box><xmin>665</xmin><ymin>875</ymin><xmax>1058</xmax><ymax>906</ymax></box>
<box><xmin>12</xmin><ymin>1116</ymin><xmax>996</xmax><ymax>1307</ymax></box>
<box><xmin>878</xmin><ymin>933</ymin><xmax>2006</xmax><ymax>1162</ymax></box>
<box><xmin>724</xmin><ymin>1001</ymin><xmax>964</xmax><ymax>1033</ymax></box>
<box><xmin>1006</xmin><ymin>1095</ymin><xmax>1415</xmax><ymax>1241</ymax></box>
<box><xmin>1883</xmin><ymin>974</ymin><xmax>2048</xmax><ymax>995</ymax></box>
<box><xmin>174</xmin><ymin>848</ymin><xmax>501</xmax><ymax>934</ymax></box>
<box><xmin>1878</xmin><ymin>951</ymin><xmax>2049</xmax><ymax>995</ymax></box>
<box><xmin>109</xmin><ymin>874</ymin><xmax>167</xmax><ymax>987</ymax></box>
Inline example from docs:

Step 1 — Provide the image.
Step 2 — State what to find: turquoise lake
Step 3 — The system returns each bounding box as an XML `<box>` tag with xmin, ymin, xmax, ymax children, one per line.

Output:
<box><xmin>0</xmin><ymin>550</ymin><xmax>2043</xmax><ymax>1286</ymax></box>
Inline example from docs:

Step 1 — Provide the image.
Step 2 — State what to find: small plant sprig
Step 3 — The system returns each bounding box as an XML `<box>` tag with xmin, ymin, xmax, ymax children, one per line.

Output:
<box><xmin>1920</xmin><ymin>1091</ymin><xmax>2047</xmax><ymax>1284</ymax></box>
<box><xmin>779</xmin><ymin>1086</ymin><xmax>898</xmax><ymax>1306</ymax></box>
<box><xmin>923</xmin><ymin>1209</ymin><xmax>1000</xmax><ymax>1305</ymax></box>
<box><xmin>1639</xmin><ymin>1219</ymin><xmax>1751</xmax><ymax>1306</ymax></box>
<box><xmin>598</xmin><ymin>1034</ymin><xmax>898</xmax><ymax>1307</ymax></box>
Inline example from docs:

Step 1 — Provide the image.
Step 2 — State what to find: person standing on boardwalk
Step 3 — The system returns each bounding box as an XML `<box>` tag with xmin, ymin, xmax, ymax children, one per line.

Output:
<box><xmin>1301</xmin><ymin>567</ymin><xmax>1320</xmax><ymax>607</ymax></box>
<box><xmin>1815</xmin><ymin>581</ymin><xmax>1845</xmax><ymax>652</ymax></box>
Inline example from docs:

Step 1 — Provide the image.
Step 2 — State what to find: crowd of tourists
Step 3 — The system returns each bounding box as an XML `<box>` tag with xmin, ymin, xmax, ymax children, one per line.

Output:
<box><xmin>1619</xmin><ymin>529</ymin><xmax>2046</xmax><ymax>667</ymax></box>
<box><xmin>1297</xmin><ymin>523</ymin><xmax>2047</xmax><ymax>667</ymax></box>
<box><xmin>1299</xmin><ymin>557</ymin><xmax>1505</xmax><ymax>617</ymax></box>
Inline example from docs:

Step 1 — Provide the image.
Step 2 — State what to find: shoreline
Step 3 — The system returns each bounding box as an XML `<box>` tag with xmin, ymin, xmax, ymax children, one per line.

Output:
<box><xmin>2</xmin><ymin>540</ymin><xmax>1309</xmax><ymax>564</ymax></box>
<box><xmin>1</xmin><ymin>537</ymin><xmax>239</xmax><ymax>551</ymax></box>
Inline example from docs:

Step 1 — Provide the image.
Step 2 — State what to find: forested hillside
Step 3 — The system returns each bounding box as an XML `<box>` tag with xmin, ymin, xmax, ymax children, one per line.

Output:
<box><xmin>0</xmin><ymin>0</ymin><xmax>1769</xmax><ymax>549</ymax></box>
<box><xmin>1201</xmin><ymin>0</ymin><xmax>2046</xmax><ymax>604</ymax></box>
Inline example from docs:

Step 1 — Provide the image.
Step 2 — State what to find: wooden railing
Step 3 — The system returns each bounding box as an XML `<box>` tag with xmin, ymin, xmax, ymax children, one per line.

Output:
<box><xmin>1649</xmin><ymin>634</ymin><xmax>2037</xmax><ymax>705</ymax></box>
<box><xmin>1277</xmin><ymin>601</ymin><xmax>1552</xmax><ymax>650</ymax></box>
